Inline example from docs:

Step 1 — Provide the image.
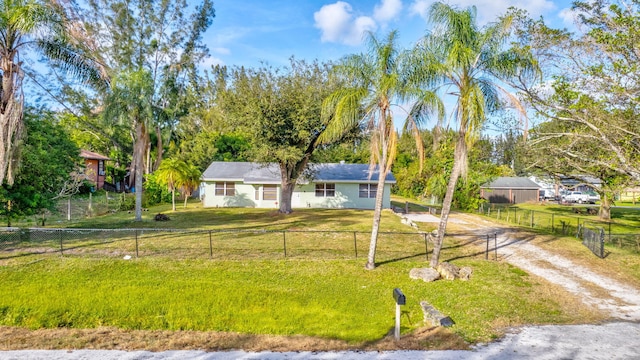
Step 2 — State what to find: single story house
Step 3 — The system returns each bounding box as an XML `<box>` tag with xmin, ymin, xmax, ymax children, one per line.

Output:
<box><xmin>480</xmin><ymin>177</ymin><xmax>541</xmax><ymax>204</ymax></box>
<box><xmin>79</xmin><ymin>149</ymin><xmax>110</xmax><ymax>190</ymax></box>
<box><xmin>200</xmin><ymin>161</ymin><xmax>396</xmax><ymax>210</ymax></box>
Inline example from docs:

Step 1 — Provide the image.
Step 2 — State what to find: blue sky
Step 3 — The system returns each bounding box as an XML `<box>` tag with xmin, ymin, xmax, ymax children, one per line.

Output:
<box><xmin>204</xmin><ymin>0</ymin><xmax>577</xmax><ymax>69</ymax></box>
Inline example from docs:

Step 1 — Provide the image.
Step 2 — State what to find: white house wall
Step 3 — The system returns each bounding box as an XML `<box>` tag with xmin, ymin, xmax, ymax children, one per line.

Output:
<box><xmin>201</xmin><ymin>181</ymin><xmax>391</xmax><ymax>209</ymax></box>
<box><xmin>201</xmin><ymin>183</ymin><xmax>282</xmax><ymax>209</ymax></box>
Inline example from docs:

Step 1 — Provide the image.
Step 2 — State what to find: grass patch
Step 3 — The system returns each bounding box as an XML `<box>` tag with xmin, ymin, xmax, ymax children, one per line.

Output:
<box><xmin>0</xmin><ymin>254</ymin><xmax>600</xmax><ymax>345</ymax></box>
<box><xmin>0</xmin><ymin>204</ymin><xmax>617</xmax><ymax>349</ymax></box>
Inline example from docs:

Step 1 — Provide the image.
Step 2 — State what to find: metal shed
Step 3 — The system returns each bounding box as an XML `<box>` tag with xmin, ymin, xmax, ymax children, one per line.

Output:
<box><xmin>480</xmin><ymin>177</ymin><xmax>541</xmax><ymax>204</ymax></box>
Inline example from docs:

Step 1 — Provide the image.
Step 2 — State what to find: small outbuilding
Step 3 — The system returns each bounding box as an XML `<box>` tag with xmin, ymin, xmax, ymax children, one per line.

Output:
<box><xmin>480</xmin><ymin>177</ymin><xmax>541</xmax><ymax>204</ymax></box>
<box><xmin>79</xmin><ymin>149</ymin><xmax>110</xmax><ymax>190</ymax></box>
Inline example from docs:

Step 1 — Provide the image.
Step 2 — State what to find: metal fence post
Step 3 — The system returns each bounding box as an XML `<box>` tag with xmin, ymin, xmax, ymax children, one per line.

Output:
<box><xmin>59</xmin><ymin>229</ymin><xmax>64</xmax><ymax>256</ymax></box>
<box><xmin>282</xmin><ymin>231</ymin><xmax>287</xmax><ymax>258</ymax></box>
<box><xmin>551</xmin><ymin>214</ymin><xmax>555</xmax><ymax>233</ymax></box>
<box><xmin>494</xmin><ymin>233</ymin><xmax>497</xmax><ymax>260</ymax></box>
<box><xmin>353</xmin><ymin>232</ymin><xmax>358</xmax><ymax>259</ymax></box>
<box><xmin>530</xmin><ymin>211</ymin><xmax>534</xmax><ymax>228</ymax></box>
<box><xmin>209</xmin><ymin>230</ymin><xmax>213</xmax><ymax>259</ymax></box>
<box><xmin>135</xmin><ymin>230</ymin><xmax>139</xmax><ymax>258</ymax></box>
<box><xmin>599</xmin><ymin>229</ymin><xmax>605</xmax><ymax>259</ymax></box>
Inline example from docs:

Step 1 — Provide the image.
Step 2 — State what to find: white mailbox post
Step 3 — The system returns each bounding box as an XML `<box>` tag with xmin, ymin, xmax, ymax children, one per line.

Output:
<box><xmin>393</xmin><ymin>288</ymin><xmax>406</xmax><ymax>340</ymax></box>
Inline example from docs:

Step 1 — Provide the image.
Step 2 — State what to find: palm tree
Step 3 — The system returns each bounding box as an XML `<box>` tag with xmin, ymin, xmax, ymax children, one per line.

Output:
<box><xmin>320</xmin><ymin>31</ymin><xmax>442</xmax><ymax>270</ymax></box>
<box><xmin>413</xmin><ymin>2</ymin><xmax>538</xmax><ymax>267</ymax></box>
<box><xmin>0</xmin><ymin>0</ymin><xmax>106</xmax><ymax>186</ymax></box>
<box><xmin>154</xmin><ymin>158</ymin><xmax>188</xmax><ymax>211</ymax></box>
<box><xmin>104</xmin><ymin>69</ymin><xmax>154</xmax><ymax>221</ymax></box>
<box><xmin>179</xmin><ymin>163</ymin><xmax>201</xmax><ymax>208</ymax></box>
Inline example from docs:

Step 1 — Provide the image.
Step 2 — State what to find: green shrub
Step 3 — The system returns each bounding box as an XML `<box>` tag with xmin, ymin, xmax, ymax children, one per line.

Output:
<box><xmin>143</xmin><ymin>173</ymin><xmax>172</xmax><ymax>206</ymax></box>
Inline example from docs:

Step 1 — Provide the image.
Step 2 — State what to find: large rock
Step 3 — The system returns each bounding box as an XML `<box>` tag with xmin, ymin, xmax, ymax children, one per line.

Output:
<box><xmin>409</xmin><ymin>267</ymin><xmax>441</xmax><ymax>282</ymax></box>
<box><xmin>420</xmin><ymin>301</ymin><xmax>455</xmax><ymax>327</ymax></box>
<box><xmin>459</xmin><ymin>266</ymin><xmax>473</xmax><ymax>281</ymax></box>
<box><xmin>437</xmin><ymin>262</ymin><xmax>460</xmax><ymax>280</ymax></box>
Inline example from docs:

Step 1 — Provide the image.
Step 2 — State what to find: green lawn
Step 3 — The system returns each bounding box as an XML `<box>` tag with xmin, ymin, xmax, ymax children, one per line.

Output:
<box><xmin>0</xmin><ymin>203</ymin><xmax>612</xmax><ymax>346</ymax></box>
<box><xmin>0</xmin><ymin>256</ymin><xmax>595</xmax><ymax>344</ymax></box>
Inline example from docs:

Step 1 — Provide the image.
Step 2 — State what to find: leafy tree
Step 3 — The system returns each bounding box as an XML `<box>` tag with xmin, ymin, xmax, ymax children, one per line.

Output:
<box><xmin>0</xmin><ymin>108</ymin><xmax>79</xmax><ymax>225</ymax></box>
<box><xmin>179</xmin><ymin>163</ymin><xmax>202</xmax><ymax>208</ymax></box>
<box><xmin>49</xmin><ymin>0</ymin><xmax>215</xmax><ymax>221</ymax></box>
<box><xmin>509</xmin><ymin>2</ymin><xmax>640</xmax><ymax>218</ymax></box>
<box><xmin>221</xmin><ymin>59</ymin><xmax>343</xmax><ymax>214</ymax></box>
<box><xmin>320</xmin><ymin>31</ymin><xmax>443</xmax><ymax>270</ymax></box>
<box><xmin>104</xmin><ymin>69</ymin><xmax>154</xmax><ymax>221</ymax></box>
<box><xmin>153</xmin><ymin>158</ymin><xmax>188</xmax><ymax>211</ymax></box>
<box><xmin>0</xmin><ymin>0</ymin><xmax>106</xmax><ymax>186</ymax></box>
<box><xmin>412</xmin><ymin>2</ymin><xmax>538</xmax><ymax>267</ymax></box>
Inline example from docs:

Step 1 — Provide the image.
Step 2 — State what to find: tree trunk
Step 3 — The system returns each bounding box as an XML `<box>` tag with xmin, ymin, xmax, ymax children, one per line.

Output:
<box><xmin>171</xmin><ymin>189</ymin><xmax>176</xmax><ymax>211</ymax></box>
<box><xmin>134</xmin><ymin>121</ymin><xmax>147</xmax><ymax>222</ymax></box>
<box><xmin>0</xmin><ymin>58</ymin><xmax>24</xmax><ymax>186</ymax></box>
<box><xmin>599</xmin><ymin>193</ymin><xmax>612</xmax><ymax>220</ymax></box>
<box><xmin>153</xmin><ymin>124</ymin><xmax>163</xmax><ymax>171</ymax></box>
<box><xmin>279</xmin><ymin>179</ymin><xmax>295</xmax><ymax>214</ymax></box>
<box><xmin>365</xmin><ymin>170</ymin><xmax>388</xmax><ymax>270</ymax></box>
<box><xmin>430</xmin><ymin>135</ymin><xmax>466</xmax><ymax>268</ymax></box>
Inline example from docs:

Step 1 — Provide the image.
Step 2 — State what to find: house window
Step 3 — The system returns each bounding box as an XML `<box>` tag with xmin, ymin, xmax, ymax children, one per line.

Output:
<box><xmin>315</xmin><ymin>183</ymin><xmax>335</xmax><ymax>197</ymax></box>
<box><xmin>263</xmin><ymin>185</ymin><xmax>277</xmax><ymax>200</ymax></box>
<box><xmin>214</xmin><ymin>182</ymin><xmax>235</xmax><ymax>196</ymax></box>
<box><xmin>98</xmin><ymin>160</ymin><xmax>105</xmax><ymax>176</ymax></box>
<box><xmin>359</xmin><ymin>184</ymin><xmax>377</xmax><ymax>198</ymax></box>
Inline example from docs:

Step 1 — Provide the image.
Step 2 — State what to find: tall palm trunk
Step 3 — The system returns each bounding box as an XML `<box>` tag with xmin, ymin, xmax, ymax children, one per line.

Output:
<box><xmin>430</xmin><ymin>134</ymin><xmax>466</xmax><ymax>267</ymax></box>
<box><xmin>133</xmin><ymin>121</ymin><xmax>148</xmax><ymax>221</ymax></box>
<box><xmin>154</xmin><ymin>124</ymin><xmax>163</xmax><ymax>171</ymax></box>
<box><xmin>366</xmin><ymin>115</ymin><xmax>390</xmax><ymax>270</ymax></box>
<box><xmin>0</xmin><ymin>60</ymin><xmax>24</xmax><ymax>186</ymax></box>
<box><xmin>365</xmin><ymin>169</ymin><xmax>388</xmax><ymax>270</ymax></box>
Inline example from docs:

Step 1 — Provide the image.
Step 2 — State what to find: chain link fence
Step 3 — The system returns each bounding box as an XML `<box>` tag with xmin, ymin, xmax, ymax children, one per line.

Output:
<box><xmin>478</xmin><ymin>205</ymin><xmax>639</xmax><ymax>253</ymax></box>
<box><xmin>0</xmin><ymin>228</ymin><xmax>430</xmax><ymax>262</ymax></box>
<box><xmin>578</xmin><ymin>225</ymin><xmax>605</xmax><ymax>258</ymax></box>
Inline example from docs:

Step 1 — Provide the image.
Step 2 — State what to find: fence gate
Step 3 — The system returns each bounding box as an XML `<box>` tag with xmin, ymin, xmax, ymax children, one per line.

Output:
<box><xmin>580</xmin><ymin>226</ymin><xmax>605</xmax><ymax>258</ymax></box>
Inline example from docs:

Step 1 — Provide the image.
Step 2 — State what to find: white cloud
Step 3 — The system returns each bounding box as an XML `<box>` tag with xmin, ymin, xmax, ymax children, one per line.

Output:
<box><xmin>558</xmin><ymin>7</ymin><xmax>579</xmax><ymax>27</ymax></box>
<box><xmin>410</xmin><ymin>0</ymin><xmax>430</xmax><ymax>18</ymax></box>
<box><xmin>314</xmin><ymin>1</ymin><xmax>377</xmax><ymax>45</ymax></box>
<box><xmin>212</xmin><ymin>47</ymin><xmax>231</xmax><ymax>55</ymax></box>
<box><xmin>410</xmin><ymin>0</ymin><xmax>555</xmax><ymax>24</ymax></box>
<box><xmin>374</xmin><ymin>0</ymin><xmax>403</xmax><ymax>23</ymax></box>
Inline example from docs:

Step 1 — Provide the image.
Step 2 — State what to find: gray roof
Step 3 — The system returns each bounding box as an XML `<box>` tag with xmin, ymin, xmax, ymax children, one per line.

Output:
<box><xmin>201</xmin><ymin>162</ymin><xmax>396</xmax><ymax>184</ymax></box>
<box><xmin>482</xmin><ymin>177</ymin><xmax>541</xmax><ymax>189</ymax></box>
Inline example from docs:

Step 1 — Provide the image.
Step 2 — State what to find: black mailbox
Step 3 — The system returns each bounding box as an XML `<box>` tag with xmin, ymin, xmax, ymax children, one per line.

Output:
<box><xmin>393</xmin><ymin>288</ymin><xmax>406</xmax><ymax>305</ymax></box>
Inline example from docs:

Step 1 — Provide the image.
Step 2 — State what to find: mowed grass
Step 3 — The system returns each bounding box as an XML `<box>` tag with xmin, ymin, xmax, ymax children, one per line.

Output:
<box><xmin>0</xmin><ymin>256</ymin><xmax>596</xmax><ymax>344</ymax></box>
<box><xmin>0</xmin><ymin>205</ymin><xmax>608</xmax><ymax>346</ymax></box>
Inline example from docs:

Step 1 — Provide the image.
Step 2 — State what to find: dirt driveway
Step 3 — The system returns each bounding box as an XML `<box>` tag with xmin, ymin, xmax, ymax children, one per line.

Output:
<box><xmin>427</xmin><ymin>212</ymin><xmax>640</xmax><ymax>321</ymax></box>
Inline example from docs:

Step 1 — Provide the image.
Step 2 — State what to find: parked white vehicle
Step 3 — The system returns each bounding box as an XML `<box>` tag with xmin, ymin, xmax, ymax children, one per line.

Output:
<box><xmin>562</xmin><ymin>191</ymin><xmax>600</xmax><ymax>204</ymax></box>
